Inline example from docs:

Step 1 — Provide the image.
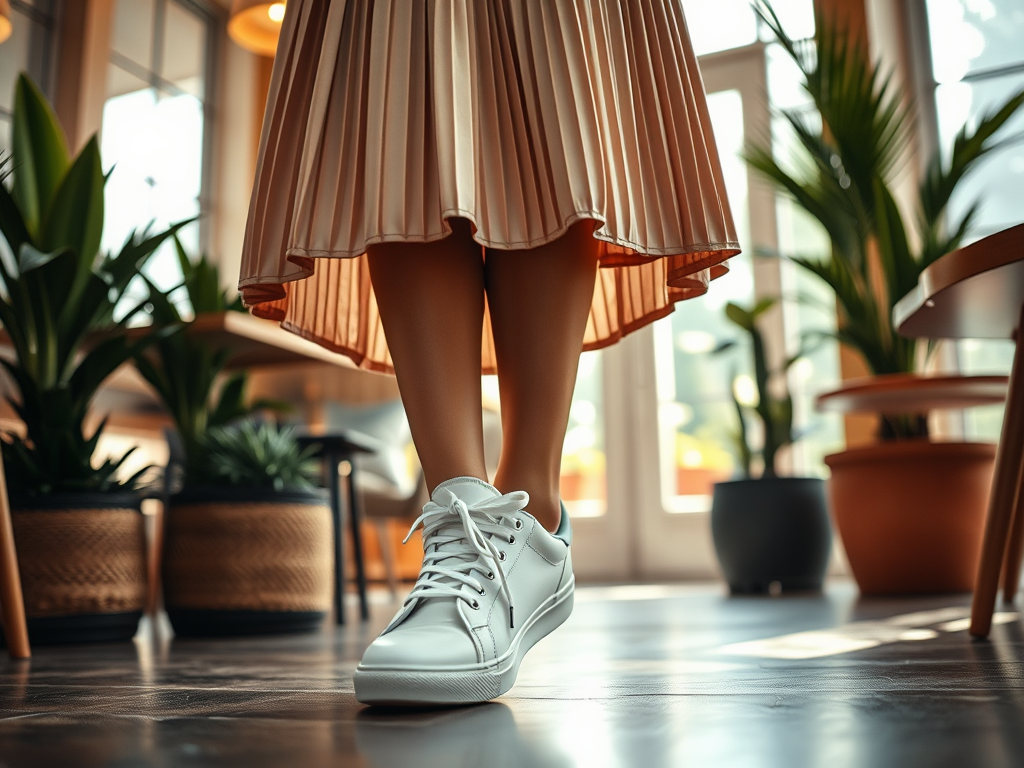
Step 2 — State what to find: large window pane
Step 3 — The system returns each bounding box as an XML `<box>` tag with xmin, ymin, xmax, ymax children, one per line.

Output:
<box><xmin>655</xmin><ymin>89</ymin><xmax>754</xmax><ymax>513</ymax></box>
<box><xmin>935</xmin><ymin>72</ymin><xmax>1024</xmax><ymax>234</ymax></box>
<box><xmin>102</xmin><ymin>0</ymin><xmax>211</xmax><ymax>301</ymax></box>
<box><xmin>926</xmin><ymin>0</ymin><xmax>1024</xmax><ymax>82</ymax></box>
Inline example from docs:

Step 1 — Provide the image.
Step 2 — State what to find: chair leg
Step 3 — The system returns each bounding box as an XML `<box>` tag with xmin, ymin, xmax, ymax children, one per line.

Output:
<box><xmin>971</xmin><ymin>316</ymin><xmax>1024</xmax><ymax>638</ymax></box>
<box><xmin>0</xmin><ymin>453</ymin><xmax>30</xmax><ymax>659</ymax></box>
<box><xmin>1001</xmin><ymin>415</ymin><xmax>1024</xmax><ymax>602</ymax></box>
<box><xmin>375</xmin><ymin>520</ymin><xmax>400</xmax><ymax>598</ymax></box>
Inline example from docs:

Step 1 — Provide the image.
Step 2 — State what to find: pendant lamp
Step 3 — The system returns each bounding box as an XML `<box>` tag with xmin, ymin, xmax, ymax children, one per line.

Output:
<box><xmin>228</xmin><ymin>0</ymin><xmax>285</xmax><ymax>57</ymax></box>
<box><xmin>0</xmin><ymin>0</ymin><xmax>12</xmax><ymax>45</ymax></box>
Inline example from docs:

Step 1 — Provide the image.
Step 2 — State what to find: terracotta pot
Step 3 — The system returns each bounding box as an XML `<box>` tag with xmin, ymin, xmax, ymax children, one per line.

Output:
<box><xmin>825</xmin><ymin>441</ymin><xmax>995</xmax><ymax>594</ymax></box>
<box><xmin>163</xmin><ymin>487</ymin><xmax>333</xmax><ymax>637</ymax></box>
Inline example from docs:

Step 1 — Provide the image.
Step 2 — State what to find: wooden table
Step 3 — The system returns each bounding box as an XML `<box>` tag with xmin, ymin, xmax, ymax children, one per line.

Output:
<box><xmin>893</xmin><ymin>224</ymin><xmax>1024</xmax><ymax>638</ymax></box>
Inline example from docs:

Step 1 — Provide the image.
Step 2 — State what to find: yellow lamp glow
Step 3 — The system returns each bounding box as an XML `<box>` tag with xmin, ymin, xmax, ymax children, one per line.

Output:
<box><xmin>228</xmin><ymin>0</ymin><xmax>286</xmax><ymax>57</ymax></box>
<box><xmin>0</xmin><ymin>0</ymin><xmax>13</xmax><ymax>45</ymax></box>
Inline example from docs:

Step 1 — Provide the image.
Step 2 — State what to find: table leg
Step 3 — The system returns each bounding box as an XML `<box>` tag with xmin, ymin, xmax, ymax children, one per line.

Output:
<box><xmin>971</xmin><ymin>311</ymin><xmax>1024</xmax><ymax>638</ymax></box>
<box><xmin>0</xmin><ymin>452</ymin><xmax>30</xmax><ymax>658</ymax></box>
<box><xmin>347</xmin><ymin>465</ymin><xmax>370</xmax><ymax>621</ymax></box>
<box><xmin>327</xmin><ymin>450</ymin><xmax>346</xmax><ymax>626</ymax></box>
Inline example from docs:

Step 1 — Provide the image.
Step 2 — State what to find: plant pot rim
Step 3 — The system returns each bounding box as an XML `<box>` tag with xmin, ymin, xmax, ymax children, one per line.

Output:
<box><xmin>713</xmin><ymin>476</ymin><xmax>824</xmax><ymax>489</ymax></box>
<box><xmin>8</xmin><ymin>492</ymin><xmax>144</xmax><ymax>512</ymax></box>
<box><xmin>824</xmin><ymin>440</ymin><xmax>996</xmax><ymax>468</ymax></box>
<box><xmin>171</xmin><ymin>486</ymin><xmax>329</xmax><ymax>506</ymax></box>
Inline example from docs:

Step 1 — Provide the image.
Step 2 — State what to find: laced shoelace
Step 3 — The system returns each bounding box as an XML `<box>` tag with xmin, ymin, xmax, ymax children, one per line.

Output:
<box><xmin>402</xmin><ymin>488</ymin><xmax>528</xmax><ymax>628</ymax></box>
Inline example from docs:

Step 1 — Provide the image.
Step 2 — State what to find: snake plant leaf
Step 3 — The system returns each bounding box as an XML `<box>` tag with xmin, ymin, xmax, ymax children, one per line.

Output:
<box><xmin>38</xmin><ymin>135</ymin><xmax>104</xmax><ymax>282</ymax></box>
<box><xmin>0</xmin><ymin>160</ymin><xmax>31</xmax><ymax>271</ymax></box>
<box><xmin>10</xmin><ymin>73</ymin><xmax>70</xmax><ymax>237</ymax></box>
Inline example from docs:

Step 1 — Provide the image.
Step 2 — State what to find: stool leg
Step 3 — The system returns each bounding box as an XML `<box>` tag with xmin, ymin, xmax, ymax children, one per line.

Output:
<box><xmin>971</xmin><ymin>316</ymin><xmax>1024</xmax><ymax>638</ymax></box>
<box><xmin>0</xmin><ymin>452</ymin><xmax>30</xmax><ymax>658</ymax></box>
<box><xmin>347</xmin><ymin>465</ymin><xmax>370</xmax><ymax>621</ymax></box>
<box><xmin>327</xmin><ymin>451</ymin><xmax>346</xmax><ymax>626</ymax></box>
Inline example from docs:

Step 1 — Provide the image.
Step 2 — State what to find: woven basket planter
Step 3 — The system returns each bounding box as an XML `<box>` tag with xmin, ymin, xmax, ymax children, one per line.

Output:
<box><xmin>3</xmin><ymin>494</ymin><xmax>147</xmax><ymax>645</ymax></box>
<box><xmin>163</xmin><ymin>488</ymin><xmax>333</xmax><ymax>637</ymax></box>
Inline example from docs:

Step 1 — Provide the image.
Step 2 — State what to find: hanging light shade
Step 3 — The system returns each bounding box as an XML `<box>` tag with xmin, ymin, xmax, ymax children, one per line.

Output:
<box><xmin>0</xmin><ymin>0</ymin><xmax>13</xmax><ymax>45</ymax></box>
<box><xmin>228</xmin><ymin>0</ymin><xmax>286</xmax><ymax>57</ymax></box>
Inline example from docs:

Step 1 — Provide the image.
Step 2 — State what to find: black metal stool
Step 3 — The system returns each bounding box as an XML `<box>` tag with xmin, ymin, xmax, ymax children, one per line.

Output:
<box><xmin>297</xmin><ymin>431</ymin><xmax>381</xmax><ymax>624</ymax></box>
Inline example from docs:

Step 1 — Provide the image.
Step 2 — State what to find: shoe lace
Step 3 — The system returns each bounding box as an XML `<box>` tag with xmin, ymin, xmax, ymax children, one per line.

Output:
<box><xmin>402</xmin><ymin>488</ymin><xmax>528</xmax><ymax>628</ymax></box>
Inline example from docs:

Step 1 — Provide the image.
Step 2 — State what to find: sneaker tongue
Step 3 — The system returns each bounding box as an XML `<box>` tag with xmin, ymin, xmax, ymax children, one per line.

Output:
<box><xmin>430</xmin><ymin>477</ymin><xmax>500</xmax><ymax>507</ymax></box>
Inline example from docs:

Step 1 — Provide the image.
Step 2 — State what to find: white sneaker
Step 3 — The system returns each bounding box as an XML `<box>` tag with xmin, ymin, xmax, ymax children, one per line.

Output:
<box><xmin>353</xmin><ymin>476</ymin><xmax>574</xmax><ymax>706</ymax></box>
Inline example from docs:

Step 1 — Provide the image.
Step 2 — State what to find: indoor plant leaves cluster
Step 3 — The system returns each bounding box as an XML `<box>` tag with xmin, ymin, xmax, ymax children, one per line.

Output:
<box><xmin>189</xmin><ymin>420</ymin><xmax>320</xmax><ymax>492</ymax></box>
<box><xmin>748</xmin><ymin>1</ymin><xmax>1024</xmax><ymax>439</ymax></box>
<box><xmin>0</xmin><ymin>73</ymin><xmax>189</xmax><ymax>496</ymax></box>
<box><xmin>132</xmin><ymin>238</ymin><xmax>287</xmax><ymax>489</ymax></box>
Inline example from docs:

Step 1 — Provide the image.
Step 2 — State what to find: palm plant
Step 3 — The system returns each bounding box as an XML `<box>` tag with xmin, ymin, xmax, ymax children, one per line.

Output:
<box><xmin>747</xmin><ymin>2</ymin><xmax>1024</xmax><ymax>438</ymax></box>
<box><xmin>132</xmin><ymin>239</ymin><xmax>285</xmax><ymax>486</ymax></box>
<box><xmin>0</xmin><ymin>73</ymin><xmax>189</xmax><ymax>495</ymax></box>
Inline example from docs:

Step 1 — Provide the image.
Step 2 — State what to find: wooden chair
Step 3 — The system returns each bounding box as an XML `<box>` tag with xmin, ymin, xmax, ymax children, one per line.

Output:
<box><xmin>893</xmin><ymin>223</ymin><xmax>1024</xmax><ymax>638</ymax></box>
<box><xmin>0</xmin><ymin>451</ymin><xmax>30</xmax><ymax>658</ymax></box>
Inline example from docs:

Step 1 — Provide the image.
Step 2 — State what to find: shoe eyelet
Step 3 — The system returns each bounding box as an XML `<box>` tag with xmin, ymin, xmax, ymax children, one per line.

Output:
<box><xmin>498</xmin><ymin>551</ymin><xmax>506</xmax><ymax>561</ymax></box>
<box><xmin>486</xmin><ymin>571</ymin><xmax>495</xmax><ymax>580</ymax></box>
<box><xmin>514</xmin><ymin>519</ymin><xmax>523</xmax><ymax>530</ymax></box>
<box><xmin>477</xmin><ymin>587</ymin><xmax>486</xmax><ymax>595</ymax></box>
<box><xmin>508</xmin><ymin>535</ymin><xmax>516</xmax><ymax>545</ymax></box>
<box><xmin>470</xmin><ymin>599</ymin><xmax>480</xmax><ymax>610</ymax></box>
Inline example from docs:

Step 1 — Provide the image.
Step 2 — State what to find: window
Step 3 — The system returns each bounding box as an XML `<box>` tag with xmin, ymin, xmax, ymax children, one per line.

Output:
<box><xmin>0</xmin><ymin>0</ymin><xmax>58</xmax><ymax>150</ymax></box>
<box><xmin>101</xmin><ymin>0</ymin><xmax>217</xmax><ymax>299</ymax></box>
<box><xmin>923</xmin><ymin>0</ymin><xmax>1024</xmax><ymax>440</ymax></box>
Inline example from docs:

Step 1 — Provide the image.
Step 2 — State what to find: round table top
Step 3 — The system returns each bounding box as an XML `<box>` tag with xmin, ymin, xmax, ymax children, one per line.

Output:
<box><xmin>815</xmin><ymin>374</ymin><xmax>1009</xmax><ymax>415</ymax></box>
<box><xmin>894</xmin><ymin>224</ymin><xmax>1024</xmax><ymax>340</ymax></box>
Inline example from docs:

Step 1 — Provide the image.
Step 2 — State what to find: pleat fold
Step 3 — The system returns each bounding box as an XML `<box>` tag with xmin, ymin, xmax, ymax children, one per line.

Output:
<box><xmin>239</xmin><ymin>0</ymin><xmax>740</xmax><ymax>375</ymax></box>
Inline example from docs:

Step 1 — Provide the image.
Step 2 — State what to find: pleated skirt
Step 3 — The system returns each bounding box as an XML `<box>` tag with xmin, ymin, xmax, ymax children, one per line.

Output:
<box><xmin>238</xmin><ymin>0</ymin><xmax>740</xmax><ymax>375</ymax></box>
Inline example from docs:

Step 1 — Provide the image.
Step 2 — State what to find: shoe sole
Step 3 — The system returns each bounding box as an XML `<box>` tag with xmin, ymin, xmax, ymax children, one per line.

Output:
<box><xmin>353</xmin><ymin>578</ymin><xmax>575</xmax><ymax>706</ymax></box>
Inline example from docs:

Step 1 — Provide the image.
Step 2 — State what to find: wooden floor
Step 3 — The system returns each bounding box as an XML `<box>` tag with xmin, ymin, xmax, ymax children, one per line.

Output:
<box><xmin>0</xmin><ymin>582</ymin><xmax>1022</xmax><ymax>767</ymax></box>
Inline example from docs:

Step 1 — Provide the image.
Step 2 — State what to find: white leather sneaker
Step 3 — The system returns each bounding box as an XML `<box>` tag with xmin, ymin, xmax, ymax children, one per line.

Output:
<box><xmin>353</xmin><ymin>476</ymin><xmax>574</xmax><ymax>706</ymax></box>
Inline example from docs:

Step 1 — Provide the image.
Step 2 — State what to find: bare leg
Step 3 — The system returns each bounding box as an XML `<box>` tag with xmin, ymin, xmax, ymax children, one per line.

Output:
<box><xmin>486</xmin><ymin>219</ymin><xmax>601</xmax><ymax>531</ymax></box>
<box><xmin>366</xmin><ymin>217</ymin><xmax>488</xmax><ymax>492</ymax></box>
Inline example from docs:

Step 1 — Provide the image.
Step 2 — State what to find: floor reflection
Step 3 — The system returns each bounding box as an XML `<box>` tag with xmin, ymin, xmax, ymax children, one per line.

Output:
<box><xmin>356</xmin><ymin>702</ymin><xmax>572</xmax><ymax>768</ymax></box>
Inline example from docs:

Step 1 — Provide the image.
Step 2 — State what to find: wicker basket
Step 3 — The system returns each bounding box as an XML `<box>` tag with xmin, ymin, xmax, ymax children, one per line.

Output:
<box><xmin>163</xmin><ymin>488</ymin><xmax>332</xmax><ymax>636</ymax></box>
<box><xmin>6</xmin><ymin>494</ymin><xmax>147</xmax><ymax>645</ymax></box>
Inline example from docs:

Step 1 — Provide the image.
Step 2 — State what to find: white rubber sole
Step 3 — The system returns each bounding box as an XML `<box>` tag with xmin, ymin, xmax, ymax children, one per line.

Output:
<box><xmin>353</xmin><ymin>578</ymin><xmax>575</xmax><ymax>706</ymax></box>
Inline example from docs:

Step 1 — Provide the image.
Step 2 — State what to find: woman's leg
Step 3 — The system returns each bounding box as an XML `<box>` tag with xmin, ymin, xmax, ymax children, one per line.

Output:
<box><xmin>366</xmin><ymin>217</ymin><xmax>488</xmax><ymax>491</ymax></box>
<box><xmin>485</xmin><ymin>219</ymin><xmax>601</xmax><ymax>531</ymax></box>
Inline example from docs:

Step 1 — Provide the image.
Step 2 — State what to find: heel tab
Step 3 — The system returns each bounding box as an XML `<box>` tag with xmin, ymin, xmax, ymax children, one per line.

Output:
<box><xmin>554</xmin><ymin>500</ymin><xmax>572</xmax><ymax>545</ymax></box>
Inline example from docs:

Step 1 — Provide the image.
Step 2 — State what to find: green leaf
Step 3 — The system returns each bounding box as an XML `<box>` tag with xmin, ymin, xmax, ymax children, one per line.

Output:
<box><xmin>38</xmin><ymin>135</ymin><xmax>105</xmax><ymax>270</ymax></box>
<box><xmin>725</xmin><ymin>302</ymin><xmax>754</xmax><ymax>331</ymax></box>
<box><xmin>11</xmin><ymin>73</ymin><xmax>70</xmax><ymax>236</ymax></box>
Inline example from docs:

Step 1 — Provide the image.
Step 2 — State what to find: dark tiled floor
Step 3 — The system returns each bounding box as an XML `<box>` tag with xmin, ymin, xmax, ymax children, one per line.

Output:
<box><xmin>0</xmin><ymin>582</ymin><xmax>1022</xmax><ymax>767</ymax></box>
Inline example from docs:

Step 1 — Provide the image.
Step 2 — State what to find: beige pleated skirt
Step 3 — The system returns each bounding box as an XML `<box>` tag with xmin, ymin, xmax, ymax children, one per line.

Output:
<box><xmin>239</xmin><ymin>0</ymin><xmax>740</xmax><ymax>375</ymax></box>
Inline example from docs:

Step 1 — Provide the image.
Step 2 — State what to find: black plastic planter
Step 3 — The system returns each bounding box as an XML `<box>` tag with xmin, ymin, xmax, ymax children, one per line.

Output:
<box><xmin>711</xmin><ymin>477</ymin><xmax>832</xmax><ymax>594</ymax></box>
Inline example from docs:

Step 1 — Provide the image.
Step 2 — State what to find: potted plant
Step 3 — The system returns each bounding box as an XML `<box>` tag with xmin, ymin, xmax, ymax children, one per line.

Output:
<box><xmin>746</xmin><ymin>3</ymin><xmax>1024</xmax><ymax>592</ymax></box>
<box><xmin>0</xmin><ymin>74</ymin><xmax>187</xmax><ymax>643</ymax></box>
<box><xmin>161</xmin><ymin>420</ymin><xmax>333</xmax><ymax>636</ymax></box>
<box><xmin>709</xmin><ymin>300</ymin><xmax>832</xmax><ymax>594</ymax></box>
